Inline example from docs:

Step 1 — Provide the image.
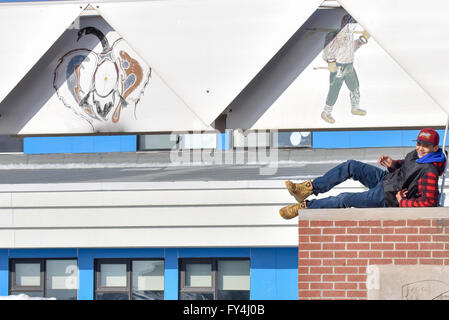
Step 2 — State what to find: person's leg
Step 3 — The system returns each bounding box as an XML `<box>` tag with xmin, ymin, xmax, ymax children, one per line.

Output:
<box><xmin>344</xmin><ymin>64</ymin><xmax>366</xmax><ymax>116</ymax></box>
<box><xmin>312</xmin><ymin>160</ymin><xmax>387</xmax><ymax>195</ymax></box>
<box><xmin>308</xmin><ymin>182</ymin><xmax>386</xmax><ymax>209</ymax></box>
<box><xmin>325</xmin><ymin>69</ymin><xmax>344</xmax><ymax>108</ymax></box>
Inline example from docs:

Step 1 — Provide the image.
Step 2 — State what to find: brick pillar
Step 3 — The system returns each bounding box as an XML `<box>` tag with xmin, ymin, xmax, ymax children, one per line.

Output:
<box><xmin>298</xmin><ymin>209</ymin><xmax>449</xmax><ymax>300</ymax></box>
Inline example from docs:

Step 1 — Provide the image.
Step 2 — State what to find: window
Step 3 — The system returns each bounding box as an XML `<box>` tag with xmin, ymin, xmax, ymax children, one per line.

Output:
<box><xmin>9</xmin><ymin>259</ymin><xmax>78</xmax><ymax>300</ymax></box>
<box><xmin>94</xmin><ymin>259</ymin><xmax>164</xmax><ymax>300</ymax></box>
<box><xmin>179</xmin><ymin>258</ymin><xmax>250</xmax><ymax>300</ymax></box>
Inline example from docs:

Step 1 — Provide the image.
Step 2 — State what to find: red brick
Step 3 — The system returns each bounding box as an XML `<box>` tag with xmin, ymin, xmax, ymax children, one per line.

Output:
<box><xmin>299</xmin><ymin>243</ymin><xmax>321</xmax><ymax>250</ymax></box>
<box><xmin>310</xmin><ymin>267</ymin><xmax>333</xmax><ymax>274</ymax></box>
<box><xmin>384</xmin><ymin>251</ymin><xmax>406</xmax><ymax>258</ymax></box>
<box><xmin>335</xmin><ymin>251</ymin><xmax>357</xmax><ymax>258</ymax></box>
<box><xmin>371</xmin><ymin>243</ymin><xmax>394</xmax><ymax>250</ymax></box>
<box><xmin>395</xmin><ymin>227</ymin><xmax>418</xmax><ymax>234</ymax></box>
<box><xmin>323</xmin><ymin>243</ymin><xmax>345</xmax><ymax>250</ymax></box>
<box><xmin>348</xmin><ymin>243</ymin><xmax>370</xmax><ymax>250</ymax></box>
<box><xmin>298</xmin><ymin>267</ymin><xmax>309</xmax><ymax>274</ymax></box>
<box><xmin>311</xmin><ymin>221</ymin><xmax>334</xmax><ymax>227</ymax></box>
<box><xmin>445</xmin><ymin>259</ymin><xmax>449</xmax><ymax>265</ymax></box>
<box><xmin>432</xmin><ymin>235</ymin><xmax>449</xmax><ymax>242</ymax></box>
<box><xmin>335</xmin><ymin>283</ymin><xmax>357</xmax><ymax>290</ymax></box>
<box><xmin>359</xmin><ymin>221</ymin><xmax>382</xmax><ymax>227</ymax></box>
<box><xmin>383</xmin><ymin>220</ymin><xmax>406</xmax><ymax>227</ymax></box>
<box><xmin>311</xmin><ymin>282</ymin><xmax>333</xmax><ymax>290</ymax></box>
<box><xmin>334</xmin><ymin>267</ymin><xmax>359</xmax><ymax>274</ymax></box>
<box><xmin>369</xmin><ymin>259</ymin><xmax>392</xmax><ymax>265</ymax></box>
<box><xmin>335</xmin><ymin>235</ymin><xmax>358</xmax><ymax>242</ymax></box>
<box><xmin>310</xmin><ymin>251</ymin><xmax>333</xmax><ymax>258</ymax></box>
<box><xmin>359</xmin><ymin>251</ymin><xmax>382</xmax><ymax>258</ymax></box>
<box><xmin>299</xmin><ymin>251</ymin><xmax>309</xmax><ymax>258</ymax></box>
<box><xmin>394</xmin><ymin>259</ymin><xmax>418</xmax><ymax>265</ymax></box>
<box><xmin>347</xmin><ymin>228</ymin><xmax>371</xmax><ymax>234</ymax></box>
<box><xmin>407</xmin><ymin>220</ymin><xmax>431</xmax><ymax>227</ymax></box>
<box><xmin>395</xmin><ymin>243</ymin><xmax>418</xmax><ymax>250</ymax></box>
<box><xmin>322</xmin><ymin>291</ymin><xmax>346</xmax><ymax>298</ymax></box>
<box><xmin>408</xmin><ymin>251</ymin><xmax>431</xmax><ymax>258</ymax></box>
<box><xmin>323</xmin><ymin>259</ymin><xmax>347</xmax><ymax>266</ymax></box>
<box><xmin>299</xmin><ymin>228</ymin><xmax>321</xmax><ymax>235</ymax></box>
<box><xmin>420</xmin><ymin>243</ymin><xmax>444</xmax><ymax>250</ymax></box>
<box><xmin>371</xmin><ymin>228</ymin><xmax>394</xmax><ymax>234</ymax></box>
<box><xmin>324</xmin><ymin>275</ymin><xmax>346</xmax><ymax>281</ymax></box>
<box><xmin>299</xmin><ymin>290</ymin><xmax>321</xmax><ymax>298</ymax></box>
<box><xmin>299</xmin><ymin>259</ymin><xmax>322</xmax><ymax>266</ymax></box>
<box><xmin>432</xmin><ymin>251</ymin><xmax>449</xmax><ymax>258</ymax></box>
<box><xmin>323</xmin><ymin>228</ymin><xmax>346</xmax><ymax>234</ymax></box>
<box><xmin>347</xmin><ymin>275</ymin><xmax>366</xmax><ymax>282</ymax></box>
<box><xmin>299</xmin><ymin>236</ymin><xmax>310</xmax><ymax>243</ymax></box>
<box><xmin>299</xmin><ymin>275</ymin><xmax>321</xmax><ymax>282</ymax></box>
<box><xmin>347</xmin><ymin>291</ymin><xmax>367</xmax><ymax>298</ymax></box>
<box><xmin>408</xmin><ymin>235</ymin><xmax>431</xmax><ymax>242</ymax></box>
<box><xmin>298</xmin><ymin>220</ymin><xmax>309</xmax><ymax>227</ymax></box>
<box><xmin>347</xmin><ymin>259</ymin><xmax>368</xmax><ymax>266</ymax></box>
<box><xmin>419</xmin><ymin>259</ymin><xmax>443</xmax><ymax>265</ymax></box>
<box><xmin>299</xmin><ymin>282</ymin><xmax>309</xmax><ymax>289</ymax></box>
<box><xmin>359</xmin><ymin>235</ymin><xmax>382</xmax><ymax>242</ymax></box>
<box><xmin>310</xmin><ymin>236</ymin><xmax>334</xmax><ymax>242</ymax></box>
<box><xmin>419</xmin><ymin>227</ymin><xmax>442</xmax><ymax>234</ymax></box>
<box><xmin>359</xmin><ymin>283</ymin><xmax>367</xmax><ymax>290</ymax></box>
<box><xmin>432</xmin><ymin>219</ymin><xmax>449</xmax><ymax>227</ymax></box>
<box><xmin>383</xmin><ymin>235</ymin><xmax>407</xmax><ymax>242</ymax></box>
<box><xmin>335</xmin><ymin>221</ymin><xmax>358</xmax><ymax>227</ymax></box>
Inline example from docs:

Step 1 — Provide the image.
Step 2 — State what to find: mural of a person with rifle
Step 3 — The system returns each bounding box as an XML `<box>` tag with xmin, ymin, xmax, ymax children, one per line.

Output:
<box><xmin>320</xmin><ymin>14</ymin><xmax>370</xmax><ymax>124</ymax></box>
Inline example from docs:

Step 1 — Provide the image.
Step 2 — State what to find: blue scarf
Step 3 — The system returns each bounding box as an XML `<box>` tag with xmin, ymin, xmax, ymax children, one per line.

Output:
<box><xmin>416</xmin><ymin>148</ymin><xmax>446</xmax><ymax>164</ymax></box>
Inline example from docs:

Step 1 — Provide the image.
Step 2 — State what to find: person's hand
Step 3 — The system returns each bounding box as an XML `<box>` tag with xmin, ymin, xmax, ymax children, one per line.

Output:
<box><xmin>361</xmin><ymin>30</ymin><xmax>370</xmax><ymax>40</ymax></box>
<box><xmin>328</xmin><ymin>61</ymin><xmax>337</xmax><ymax>73</ymax></box>
<box><xmin>395</xmin><ymin>189</ymin><xmax>408</xmax><ymax>202</ymax></box>
<box><xmin>378</xmin><ymin>155</ymin><xmax>394</xmax><ymax>168</ymax></box>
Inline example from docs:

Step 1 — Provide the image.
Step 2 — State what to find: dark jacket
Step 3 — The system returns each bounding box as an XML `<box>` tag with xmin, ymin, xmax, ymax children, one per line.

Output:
<box><xmin>382</xmin><ymin>150</ymin><xmax>445</xmax><ymax>207</ymax></box>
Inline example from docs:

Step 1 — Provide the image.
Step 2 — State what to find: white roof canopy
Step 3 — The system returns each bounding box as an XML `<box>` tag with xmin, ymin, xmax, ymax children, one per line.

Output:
<box><xmin>0</xmin><ymin>0</ymin><xmax>447</xmax><ymax>134</ymax></box>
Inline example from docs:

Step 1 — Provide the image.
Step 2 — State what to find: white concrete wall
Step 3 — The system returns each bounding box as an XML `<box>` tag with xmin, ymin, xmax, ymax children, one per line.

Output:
<box><xmin>0</xmin><ymin>180</ymin><xmax>446</xmax><ymax>249</ymax></box>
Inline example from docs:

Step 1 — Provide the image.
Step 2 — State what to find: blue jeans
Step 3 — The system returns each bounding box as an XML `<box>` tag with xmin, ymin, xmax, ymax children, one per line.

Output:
<box><xmin>308</xmin><ymin>160</ymin><xmax>388</xmax><ymax>209</ymax></box>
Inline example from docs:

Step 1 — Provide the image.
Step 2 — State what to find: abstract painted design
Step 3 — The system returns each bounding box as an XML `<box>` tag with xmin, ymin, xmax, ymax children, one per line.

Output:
<box><xmin>54</xmin><ymin>27</ymin><xmax>151</xmax><ymax>129</ymax></box>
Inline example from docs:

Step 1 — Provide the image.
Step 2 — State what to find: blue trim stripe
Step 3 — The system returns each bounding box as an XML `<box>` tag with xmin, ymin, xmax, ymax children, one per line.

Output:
<box><xmin>24</xmin><ymin>135</ymin><xmax>137</xmax><ymax>154</ymax></box>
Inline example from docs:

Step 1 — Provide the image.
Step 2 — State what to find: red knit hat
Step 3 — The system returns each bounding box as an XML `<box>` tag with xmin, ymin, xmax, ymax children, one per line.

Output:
<box><xmin>415</xmin><ymin>128</ymin><xmax>439</xmax><ymax>146</ymax></box>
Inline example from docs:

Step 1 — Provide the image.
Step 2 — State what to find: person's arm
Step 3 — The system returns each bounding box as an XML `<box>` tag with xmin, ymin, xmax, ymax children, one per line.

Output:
<box><xmin>378</xmin><ymin>155</ymin><xmax>403</xmax><ymax>173</ymax></box>
<box><xmin>353</xmin><ymin>31</ymin><xmax>370</xmax><ymax>51</ymax></box>
<box><xmin>398</xmin><ymin>172</ymin><xmax>439</xmax><ymax>207</ymax></box>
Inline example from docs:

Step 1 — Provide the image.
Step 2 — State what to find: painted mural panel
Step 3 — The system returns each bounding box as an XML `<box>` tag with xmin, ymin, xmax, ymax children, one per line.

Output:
<box><xmin>53</xmin><ymin>26</ymin><xmax>151</xmax><ymax>130</ymax></box>
<box><xmin>228</xmin><ymin>4</ymin><xmax>447</xmax><ymax>130</ymax></box>
<box><xmin>0</xmin><ymin>14</ymin><xmax>209</xmax><ymax>134</ymax></box>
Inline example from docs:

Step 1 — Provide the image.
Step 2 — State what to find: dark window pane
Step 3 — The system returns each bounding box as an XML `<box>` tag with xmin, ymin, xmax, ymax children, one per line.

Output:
<box><xmin>217</xmin><ymin>290</ymin><xmax>250</xmax><ymax>300</ymax></box>
<box><xmin>180</xmin><ymin>292</ymin><xmax>214</xmax><ymax>300</ymax></box>
<box><xmin>132</xmin><ymin>290</ymin><xmax>164</xmax><ymax>300</ymax></box>
<box><xmin>96</xmin><ymin>292</ymin><xmax>129</xmax><ymax>300</ymax></box>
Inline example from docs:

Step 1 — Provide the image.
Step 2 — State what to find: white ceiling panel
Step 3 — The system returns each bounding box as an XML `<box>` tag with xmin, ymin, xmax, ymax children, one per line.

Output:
<box><xmin>94</xmin><ymin>0</ymin><xmax>324</xmax><ymax>126</ymax></box>
<box><xmin>0</xmin><ymin>2</ymin><xmax>86</xmax><ymax>105</ymax></box>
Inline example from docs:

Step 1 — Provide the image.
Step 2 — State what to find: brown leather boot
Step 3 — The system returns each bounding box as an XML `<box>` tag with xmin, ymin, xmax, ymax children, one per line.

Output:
<box><xmin>285</xmin><ymin>179</ymin><xmax>314</xmax><ymax>203</ymax></box>
<box><xmin>279</xmin><ymin>201</ymin><xmax>307</xmax><ymax>220</ymax></box>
